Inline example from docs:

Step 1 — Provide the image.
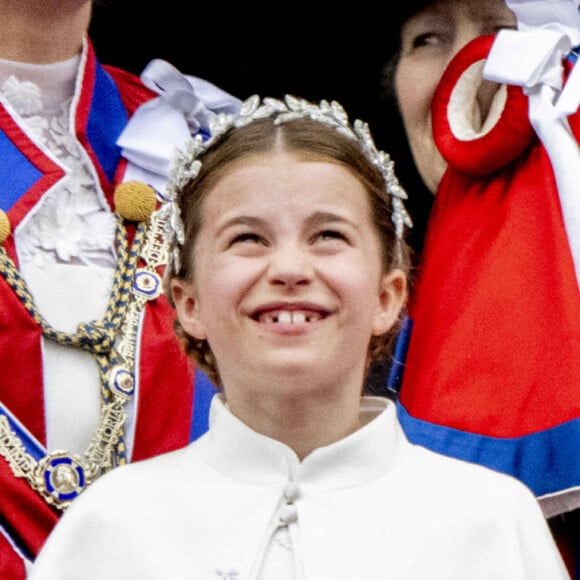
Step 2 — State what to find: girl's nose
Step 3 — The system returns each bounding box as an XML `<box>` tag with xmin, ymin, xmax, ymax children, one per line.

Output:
<box><xmin>267</xmin><ymin>245</ymin><xmax>313</xmax><ymax>288</ymax></box>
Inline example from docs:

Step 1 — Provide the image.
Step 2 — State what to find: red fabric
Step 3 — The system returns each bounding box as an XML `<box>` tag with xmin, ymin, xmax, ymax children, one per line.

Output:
<box><xmin>0</xmin><ymin>462</ymin><xmax>59</xmax><ymax>560</ymax></box>
<box><xmin>0</xmin><ymin>527</ymin><xmax>27</xmax><ymax>580</ymax></box>
<box><xmin>402</xmin><ymin>145</ymin><xmax>580</xmax><ymax>436</ymax></box>
<box><xmin>103</xmin><ymin>64</ymin><xmax>157</xmax><ymax>115</ymax></box>
<box><xmin>431</xmin><ymin>35</ymin><xmax>534</xmax><ymax>175</ymax></box>
<box><xmin>0</xmin><ymin>40</ymin><xmax>196</xmax><ymax>575</ymax></box>
<box><xmin>0</xmin><ymin>289</ymin><xmax>46</xmax><ymax>443</ymax></box>
<box><xmin>132</xmin><ymin>292</ymin><xmax>195</xmax><ymax>461</ymax></box>
<box><xmin>400</xmin><ymin>33</ymin><xmax>580</xmax><ymax>438</ymax></box>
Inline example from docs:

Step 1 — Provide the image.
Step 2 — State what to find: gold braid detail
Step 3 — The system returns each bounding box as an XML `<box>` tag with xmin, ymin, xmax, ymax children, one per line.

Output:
<box><xmin>0</xmin><ymin>216</ymin><xmax>149</xmax><ymax>508</ymax></box>
<box><xmin>0</xmin><ymin>218</ymin><xmax>142</xmax><ymax>354</ymax></box>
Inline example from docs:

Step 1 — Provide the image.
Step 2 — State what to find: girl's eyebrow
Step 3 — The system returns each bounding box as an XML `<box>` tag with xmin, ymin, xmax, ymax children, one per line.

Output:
<box><xmin>305</xmin><ymin>211</ymin><xmax>356</xmax><ymax>228</ymax></box>
<box><xmin>214</xmin><ymin>210</ymin><xmax>360</xmax><ymax>237</ymax></box>
<box><xmin>215</xmin><ymin>215</ymin><xmax>264</xmax><ymax>236</ymax></box>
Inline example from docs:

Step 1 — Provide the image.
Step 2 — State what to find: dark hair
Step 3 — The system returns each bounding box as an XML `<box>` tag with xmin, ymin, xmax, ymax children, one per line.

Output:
<box><xmin>170</xmin><ymin>116</ymin><xmax>411</xmax><ymax>386</ymax></box>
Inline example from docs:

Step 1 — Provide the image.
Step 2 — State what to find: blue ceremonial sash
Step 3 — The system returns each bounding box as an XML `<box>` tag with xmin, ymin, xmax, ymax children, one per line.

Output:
<box><xmin>79</xmin><ymin>59</ymin><xmax>128</xmax><ymax>185</ymax></box>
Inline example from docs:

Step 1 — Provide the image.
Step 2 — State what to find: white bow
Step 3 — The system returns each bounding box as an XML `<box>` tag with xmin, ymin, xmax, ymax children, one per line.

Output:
<box><xmin>484</xmin><ymin>0</ymin><xmax>580</xmax><ymax>115</ymax></box>
<box><xmin>117</xmin><ymin>59</ymin><xmax>241</xmax><ymax>193</ymax></box>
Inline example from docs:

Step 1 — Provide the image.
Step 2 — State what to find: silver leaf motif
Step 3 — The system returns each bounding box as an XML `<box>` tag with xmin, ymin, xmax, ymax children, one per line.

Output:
<box><xmin>163</xmin><ymin>95</ymin><xmax>413</xmax><ymax>274</ymax></box>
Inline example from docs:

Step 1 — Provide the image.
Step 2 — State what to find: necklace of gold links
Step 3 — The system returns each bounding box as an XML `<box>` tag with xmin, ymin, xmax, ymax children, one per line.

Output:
<box><xmin>0</xmin><ymin>183</ymin><xmax>167</xmax><ymax>510</ymax></box>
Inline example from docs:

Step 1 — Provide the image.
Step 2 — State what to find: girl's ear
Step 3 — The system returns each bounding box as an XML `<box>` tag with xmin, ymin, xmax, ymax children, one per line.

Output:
<box><xmin>372</xmin><ymin>269</ymin><xmax>407</xmax><ymax>337</ymax></box>
<box><xmin>170</xmin><ymin>279</ymin><xmax>208</xmax><ymax>340</ymax></box>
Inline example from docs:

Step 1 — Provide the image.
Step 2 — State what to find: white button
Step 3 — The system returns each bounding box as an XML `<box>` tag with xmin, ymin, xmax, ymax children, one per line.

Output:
<box><xmin>284</xmin><ymin>482</ymin><xmax>300</xmax><ymax>502</ymax></box>
<box><xmin>279</xmin><ymin>504</ymin><xmax>298</xmax><ymax>524</ymax></box>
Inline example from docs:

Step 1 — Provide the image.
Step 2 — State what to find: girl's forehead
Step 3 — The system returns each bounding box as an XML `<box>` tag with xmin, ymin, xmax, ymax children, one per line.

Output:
<box><xmin>211</xmin><ymin>155</ymin><xmax>363</xmax><ymax>196</ymax></box>
<box><xmin>199</xmin><ymin>156</ymin><xmax>371</xmax><ymax>222</ymax></box>
<box><xmin>210</xmin><ymin>150</ymin><xmax>347</xmax><ymax>191</ymax></box>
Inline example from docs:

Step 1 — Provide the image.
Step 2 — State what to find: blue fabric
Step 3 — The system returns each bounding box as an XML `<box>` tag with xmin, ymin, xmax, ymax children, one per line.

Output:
<box><xmin>86</xmin><ymin>63</ymin><xmax>128</xmax><ymax>183</ymax></box>
<box><xmin>0</xmin><ymin>403</ymin><xmax>45</xmax><ymax>461</ymax></box>
<box><xmin>190</xmin><ymin>368</ymin><xmax>219</xmax><ymax>441</ymax></box>
<box><xmin>397</xmin><ymin>400</ymin><xmax>580</xmax><ymax>499</ymax></box>
<box><xmin>386</xmin><ymin>314</ymin><xmax>413</xmax><ymax>396</ymax></box>
<box><xmin>0</xmin><ymin>129</ymin><xmax>43</xmax><ymax>211</ymax></box>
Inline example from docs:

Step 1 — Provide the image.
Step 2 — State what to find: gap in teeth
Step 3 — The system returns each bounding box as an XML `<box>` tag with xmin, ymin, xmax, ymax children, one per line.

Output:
<box><xmin>262</xmin><ymin>311</ymin><xmax>320</xmax><ymax>323</ymax></box>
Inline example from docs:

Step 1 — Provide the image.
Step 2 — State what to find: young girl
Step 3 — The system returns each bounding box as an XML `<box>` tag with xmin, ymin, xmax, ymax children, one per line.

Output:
<box><xmin>29</xmin><ymin>95</ymin><xmax>568</xmax><ymax>579</ymax></box>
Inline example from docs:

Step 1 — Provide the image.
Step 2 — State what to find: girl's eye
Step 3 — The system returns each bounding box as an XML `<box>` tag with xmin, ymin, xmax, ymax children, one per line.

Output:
<box><xmin>317</xmin><ymin>229</ymin><xmax>347</xmax><ymax>242</ymax></box>
<box><xmin>230</xmin><ymin>232</ymin><xmax>264</xmax><ymax>245</ymax></box>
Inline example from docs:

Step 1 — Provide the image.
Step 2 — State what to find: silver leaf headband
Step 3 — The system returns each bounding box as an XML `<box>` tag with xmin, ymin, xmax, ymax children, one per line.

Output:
<box><xmin>161</xmin><ymin>94</ymin><xmax>413</xmax><ymax>274</ymax></box>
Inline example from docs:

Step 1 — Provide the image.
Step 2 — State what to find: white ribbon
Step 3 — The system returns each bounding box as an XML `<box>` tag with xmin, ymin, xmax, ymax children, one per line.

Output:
<box><xmin>482</xmin><ymin>0</ymin><xmax>580</xmax><ymax>287</ymax></box>
<box><xmin>117</xmin><ymin>59</ymin><xmax>241</xmax><ymax>192</ymax></box>
<box><xmin>508</xmin><ymin>0</ymin><xmax>580</xmax><ymax>116</ymax></box>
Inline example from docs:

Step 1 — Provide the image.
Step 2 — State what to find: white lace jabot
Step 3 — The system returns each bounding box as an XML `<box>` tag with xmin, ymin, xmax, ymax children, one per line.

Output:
<box><xmin>2</xmin><ymin>55</ymin><xmax>117</xmax><ymax>272</ymax></box>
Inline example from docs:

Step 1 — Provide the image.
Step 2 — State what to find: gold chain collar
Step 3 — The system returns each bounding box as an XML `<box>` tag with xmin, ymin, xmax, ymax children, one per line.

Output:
<box><xmin>0</xmin><ymin>183</ymin><xmax>169</xmax><ymax>509</ymax></box>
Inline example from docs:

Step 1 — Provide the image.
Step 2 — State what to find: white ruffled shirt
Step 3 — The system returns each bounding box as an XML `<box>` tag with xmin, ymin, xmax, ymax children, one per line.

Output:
<box><xmin>30</xmin><ymin>396</ymin><xmax>569</xmax><ymax>580</ymax></box>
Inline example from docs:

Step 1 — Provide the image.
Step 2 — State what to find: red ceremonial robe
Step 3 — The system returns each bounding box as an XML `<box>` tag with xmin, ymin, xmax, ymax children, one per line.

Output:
<box><xmin>398</xmin><ymin>33</ymin><xmax>580</xmax><ymax>520</ymax></box>
<box><xmin>0</xmin><ymin>39</ymin><xmax>210</xmax><ymax>578</ymax></box>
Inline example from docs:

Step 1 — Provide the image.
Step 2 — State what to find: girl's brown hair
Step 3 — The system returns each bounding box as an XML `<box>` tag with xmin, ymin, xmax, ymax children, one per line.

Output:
<box><xmin>169</xmin><ymin>116</ymin><xmax>411</xmax><ymax>386</ymax></box>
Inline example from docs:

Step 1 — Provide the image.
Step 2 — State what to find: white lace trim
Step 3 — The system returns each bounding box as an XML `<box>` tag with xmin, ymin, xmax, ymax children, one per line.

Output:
<box><xmin>3</xmin><ymin>59</ymin><xmax>116</xmax><ymax>269</ymax></box>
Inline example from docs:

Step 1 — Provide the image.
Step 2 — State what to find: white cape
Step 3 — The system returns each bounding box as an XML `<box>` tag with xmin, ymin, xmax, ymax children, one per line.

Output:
<box><xmin>30</xmin><ymin>396</ymin><xmax>569</xmax><ymax>580</ymax></box>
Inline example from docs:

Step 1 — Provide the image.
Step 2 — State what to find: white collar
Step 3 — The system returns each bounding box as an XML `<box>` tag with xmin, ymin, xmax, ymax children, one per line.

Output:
<box><xmin>200</xmin><ymin>394</ymin><xmax>407</xmax><ymax>489</ymax></box>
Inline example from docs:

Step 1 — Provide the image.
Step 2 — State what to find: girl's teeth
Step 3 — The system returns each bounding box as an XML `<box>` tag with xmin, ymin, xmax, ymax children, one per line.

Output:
<box><xmin>278</xmin><ymin>311</ymin><xmax>292</xmax><ymax>323</ymax></box>
<box><xmin>259</xmin><ymin>310</ymin><xmax>321</xmax><ymax>323</ymax></box>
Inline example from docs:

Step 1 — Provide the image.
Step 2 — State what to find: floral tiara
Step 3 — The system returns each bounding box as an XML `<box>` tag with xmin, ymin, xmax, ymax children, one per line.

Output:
<box><xmin>160</xmin><ymin>94</ymin><xmax>413</xmax><ymax>274</ymax></box>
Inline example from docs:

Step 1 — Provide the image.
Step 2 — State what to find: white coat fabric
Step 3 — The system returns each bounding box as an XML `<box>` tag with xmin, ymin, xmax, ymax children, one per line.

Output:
<box><xmin>29</xmin><ymin>396</ymin><xmax>569</xmax><ymax>580</ymax></box>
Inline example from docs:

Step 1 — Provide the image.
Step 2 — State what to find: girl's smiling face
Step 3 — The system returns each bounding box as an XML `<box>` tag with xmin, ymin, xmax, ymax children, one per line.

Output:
<box><xmin>171</xmin><ymin>151</ymin><xmax>406</xmax><ymax>405</ymax></box>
